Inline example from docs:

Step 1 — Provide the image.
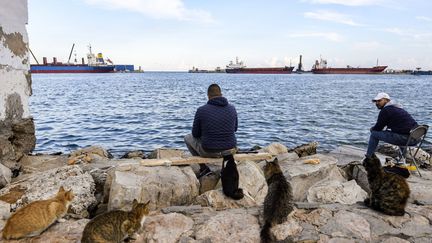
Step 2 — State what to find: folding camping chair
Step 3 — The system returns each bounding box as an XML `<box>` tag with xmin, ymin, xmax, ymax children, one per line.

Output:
<box><xmin>397</xmin><ymin>125</ymin><xmax>429</xmax><ymax>177</ymax></box>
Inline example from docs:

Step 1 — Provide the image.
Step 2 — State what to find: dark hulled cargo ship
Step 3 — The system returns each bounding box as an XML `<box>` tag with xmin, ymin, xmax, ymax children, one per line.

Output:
<box><xmin>311</xmin><ymin>58</ymin><xmax>387</xmax><ymax>74</ymax></box>
<box><xmin>225</xmin><ymin>57</ymin><xmax>294</xmax><ymax>74</ymax></box>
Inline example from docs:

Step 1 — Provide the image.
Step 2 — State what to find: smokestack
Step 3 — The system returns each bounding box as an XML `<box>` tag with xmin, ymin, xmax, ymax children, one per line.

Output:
<box><xmin>297</xmin><ymin>55</ymin><xmax>303</xmax><ymax>72</ymax></box>
<box><xmin>82</xmin><ymin>58</ymin><xmax>85</xmax><ymax>65</ymax></box>
<box><xmin>43</xmin><ymin>57</ymin><xmax>47</xmax><ymax>65</ymax></box>
<box><xmin>53</xmin><ymin>57</ymin><xmax>57</xmax><ymax>64</ymax></box>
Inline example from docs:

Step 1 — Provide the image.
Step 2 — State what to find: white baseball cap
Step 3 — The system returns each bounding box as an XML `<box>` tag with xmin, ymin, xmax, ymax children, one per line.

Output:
<box><xmin>372</xmin><ymin>92</ymin><xmax>390</xmax><ymax>102</ymax></box>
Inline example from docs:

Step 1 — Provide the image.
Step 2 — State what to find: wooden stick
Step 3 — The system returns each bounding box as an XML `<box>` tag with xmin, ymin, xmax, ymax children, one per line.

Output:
<box><xmin>139</xmin><ymin>153</ymin><xmax>272</xmax><ymax>166</ymax></box>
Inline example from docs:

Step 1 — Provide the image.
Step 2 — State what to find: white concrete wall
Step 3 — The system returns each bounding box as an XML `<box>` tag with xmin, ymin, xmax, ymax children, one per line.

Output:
<box><xmin>0</xmin><ymin>0</ymin><xmax>31</xmax><ymax>120</ymax></box>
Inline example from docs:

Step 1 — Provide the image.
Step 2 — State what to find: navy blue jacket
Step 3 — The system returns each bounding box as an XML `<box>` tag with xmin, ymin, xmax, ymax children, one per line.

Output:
<box><xmin>372</xmin><ymin>104</ymin><xmax>418</xmax><ymax>135</ymax></box>
<box><xmin>192</xmin><ymin>96</ymin><xmax>238</xmax><ymax>150</ymax></box>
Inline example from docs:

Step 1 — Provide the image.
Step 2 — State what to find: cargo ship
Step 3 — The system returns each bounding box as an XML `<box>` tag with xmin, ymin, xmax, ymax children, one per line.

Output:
<box><xmin>30</xmin><ymin>44</ymin><xmax>115</xmax><ymax>73</ymax></box>
<box><xmin>411</xmin><ymin>68</ymin><xmax>432</xmax><ymax>75</ymax></box>
<box><xmin>311</xmin><ymin>58</ymin><xmax>387</xmax><ymax>74</ymax></box>
<box><xmin>225</xmin><ymin>57</ymin><xmax>294</xmax><ymax>74</ymax></box>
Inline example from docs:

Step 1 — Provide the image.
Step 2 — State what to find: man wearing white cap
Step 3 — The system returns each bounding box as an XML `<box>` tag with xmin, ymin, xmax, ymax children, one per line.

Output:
<box><xmin>366</xmin><ymin>92</ymin><xmax>419</xmax><ymax>158</ymax></box>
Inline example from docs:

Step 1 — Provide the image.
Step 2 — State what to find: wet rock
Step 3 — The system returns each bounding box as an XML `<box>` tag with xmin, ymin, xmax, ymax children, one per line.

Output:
<box><xmin>290</xmin><ymin>141</ymin><xmax>319</xmax><ymax>157</ymax></box>
<box><xmin>120</xmin><ymin>150</ymin><xmax>147</xmax><ymax>159</ymax></box>
<box><xmin>70</xmin><ymin>145</ymin><xmax>113</xmax><ymax>159</ymax></box>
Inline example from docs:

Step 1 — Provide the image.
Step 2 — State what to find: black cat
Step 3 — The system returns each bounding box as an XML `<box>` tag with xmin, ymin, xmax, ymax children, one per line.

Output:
<box><xmin>221</xmin><ymin>154</ymin><xmax>244</xmax><ymax>200</ymax></box>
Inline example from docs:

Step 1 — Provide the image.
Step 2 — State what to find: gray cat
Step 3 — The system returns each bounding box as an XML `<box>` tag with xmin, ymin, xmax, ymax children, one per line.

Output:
<box><xmin>261</xmin><ymin>158</ymin><xmax>294</xmax><ymax>243</ymax></box>
<box><xmin>81</xmin><ymin>199</ymin><xmax>150</xmax><ymax>243</ymax></box>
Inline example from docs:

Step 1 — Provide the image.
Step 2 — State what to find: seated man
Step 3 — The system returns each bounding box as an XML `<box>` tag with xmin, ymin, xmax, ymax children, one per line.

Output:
<box><xmin>366</xmin><ymin>92</ymin><xmax>419</xmax><ymax>160</ymax></box>
<box><xmin>184</xmin><ymin>84</ymin><xmax>238</xmax><ymax>176</ymax></box>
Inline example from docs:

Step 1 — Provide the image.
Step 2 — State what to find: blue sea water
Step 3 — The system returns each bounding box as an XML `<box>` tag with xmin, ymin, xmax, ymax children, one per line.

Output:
<box><xmin>30</xmin><ymin>73</ymin><xmax>431</xmax><ymax>156</ymax></box>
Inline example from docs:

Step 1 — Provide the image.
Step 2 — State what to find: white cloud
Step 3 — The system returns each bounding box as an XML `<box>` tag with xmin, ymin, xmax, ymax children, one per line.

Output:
<box><xmin>384</xmin><ymin>27</ymin><xmax>406</xmax><ymax>35</ymax></box>
<box><xmin>383</xmin><ymin>27</ymin><xmax>432</xmax><ymax>43</ymax></box>
<box><xmin>289</xmin><ymin>32</ymin><xmax>344</xmax><ymax>42</ymax></box>
<box><xmin>353</xmin><ymin>41</ymin><xmax>381</xmax><ymax>50</ymax></box>
<box><xmin>304</xmin><ymin>0</ymin><xmax>386</xmax><ymax>6</ymax></box>
<box><xmin>416</xmin><ymin>16</ymin><xmax>432</xmax><ymax>22</ymax></box>
<box><xmin>304</xmin><ymin>10</ymin><xmax>363</xmax><ymax>26</ymax></box>
<box><xmin>83</xmin><ymin>0</ymin><xmax>214</xmax><ymax>23</ymax></box>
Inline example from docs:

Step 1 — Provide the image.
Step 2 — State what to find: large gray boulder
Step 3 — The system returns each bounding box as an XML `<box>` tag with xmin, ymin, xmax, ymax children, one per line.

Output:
<box><xmin>137</xmin><ymin>212</ymin><xmax>194</xmax><ymax>242</ymax></box>
<box><xmin>194</xmin><ymin>208</ymin><xmax>261</xmax><ymax>242</ymax></box>
<box><xmin>108</xmin><ymin>164</ymin><xmax>199</xmax><ymax>211</ymax></box>
<box><xmin>195</xmin><ymin>160</ymin><xmax>268</xmax><ymax>209</ymax></box>
<box><xmin>0</xmin><ymin>165</ymin><xmax>96</xmax><ymax>218</ymax></box>
<box><xmin>279</xmin><ymin>154</ymin><xmax>345</xmax><ymax>201</ymax></box>
<box><xmin>307</xmin><ymin>179</ymin><xmax>368</xmax><ymax>205</ymax></box>
<box><xmin>10</xmin><ymin>219</ymin><xmax>89</xmax><ymax>243</ymax></box>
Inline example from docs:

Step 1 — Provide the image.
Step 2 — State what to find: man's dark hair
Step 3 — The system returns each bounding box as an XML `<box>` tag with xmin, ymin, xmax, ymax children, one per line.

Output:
<box><xmin>207</xmin><ymin>84</ymin><xmax>222</xmax><ymax>98</ymax></box>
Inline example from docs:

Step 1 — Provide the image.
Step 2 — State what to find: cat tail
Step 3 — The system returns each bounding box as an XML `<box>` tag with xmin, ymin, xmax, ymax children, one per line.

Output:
<box><xmin>223</xmin><ymin>187</ymin><xmax>244</xmax><ymax>200</ymax></box>
<box><xmin>260</xmin><ymin>222</ymin><xmax>272</xmax><ymax>243</ymax></box>
<box><xmin>230</xmin><ymin>188</ymin><xmax>244</xmax><ymax>200</ymax></box>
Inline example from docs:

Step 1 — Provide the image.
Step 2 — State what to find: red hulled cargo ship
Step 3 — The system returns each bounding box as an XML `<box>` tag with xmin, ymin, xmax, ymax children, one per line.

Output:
<box><xmin>311</xmin><ymin>58</ymin><xmax>387</xmax><ymax>74</ymax></box>
<box><xmin>225</xmin><ymin>57</ymin><xmax>294</xmax><ymax>74</ymax></box>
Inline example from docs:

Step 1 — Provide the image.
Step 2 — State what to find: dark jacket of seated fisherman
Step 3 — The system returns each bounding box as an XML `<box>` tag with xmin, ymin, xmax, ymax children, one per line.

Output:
<box><xmin>372</xmin><ymin>102</ymin><xmax>418</xmax><ymax>135</ymax></box>
<box><xmin>192</xmin><ymin>96</ymin><xmax>238</xmax><ymax>151</ymax></box>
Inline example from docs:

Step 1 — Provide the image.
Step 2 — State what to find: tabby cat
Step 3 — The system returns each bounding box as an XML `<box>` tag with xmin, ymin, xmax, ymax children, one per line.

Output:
<box><xmin>363</xmin><ymin>153</ymin><xmax>410</xmax><ymax>216</ymax></box>
<box><xmin>81</xmin><ymin>199</ymin><xmax>150</xmax><ymax>243</ymax></box>
<box><xmin>2</xmin><ymin>186</ymin><xmax>74</xmax><ymax>240</ymax></box>
<box><xmin>261</xmin><ymin>158</ymin><xmax>294</xmax><ymax>243</ymax></box>
<box><xmin>221</xmin><ymin>154</ymin><xmax>244</xmax><ymax>200</ymax></box>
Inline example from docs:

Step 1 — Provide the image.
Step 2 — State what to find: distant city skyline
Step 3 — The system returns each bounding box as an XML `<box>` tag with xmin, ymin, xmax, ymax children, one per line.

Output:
<box><xmin>28</xmin><ymin>0</ymin><xmax>432</xmax><ymax>71</ymax></box>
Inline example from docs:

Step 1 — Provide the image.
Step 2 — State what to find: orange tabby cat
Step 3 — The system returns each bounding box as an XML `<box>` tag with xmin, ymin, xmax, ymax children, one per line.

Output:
<box><xmin>2</xmin><ymin>186</ymin><xmax>74</xmax><ymax>240</ymax></box>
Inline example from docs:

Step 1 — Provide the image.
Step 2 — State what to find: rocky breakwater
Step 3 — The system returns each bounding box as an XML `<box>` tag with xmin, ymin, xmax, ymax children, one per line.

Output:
<box><xmin>0</xmin><ymin>144</ymin><xmax>431</xmax><ymax>242</ymax></box>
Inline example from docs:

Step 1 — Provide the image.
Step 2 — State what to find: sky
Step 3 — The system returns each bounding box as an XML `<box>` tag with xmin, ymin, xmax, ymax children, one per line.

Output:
<box><xmin>27</xmin><ymin>0</ymin><xmax>432</xmax><ymax>71</ymax></box>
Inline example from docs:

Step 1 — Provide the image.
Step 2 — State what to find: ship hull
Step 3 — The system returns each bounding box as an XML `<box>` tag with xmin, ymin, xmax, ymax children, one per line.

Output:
<box><xmin>411</xmin><ymin>70</ymin><xmax>432</xmax><ymax>75</ymax></box>
<box><xmin>226</xmin><ymin>66</ymin><xmax>294</xmax><ymax>74</ymax></box>
<box><xmin>31</xmin><ymin>64</ymin><xmax>115</xmax><ymax>73</ymax></box>
<box><xmin>312</xmin><ymin>66</ymin><xmax>387</xmax><ymax>74</ymax></box>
